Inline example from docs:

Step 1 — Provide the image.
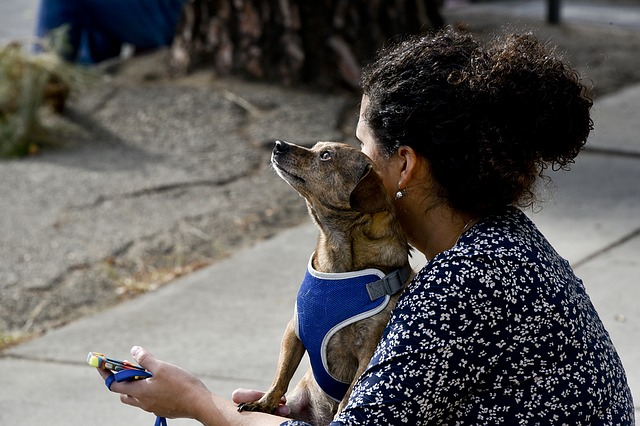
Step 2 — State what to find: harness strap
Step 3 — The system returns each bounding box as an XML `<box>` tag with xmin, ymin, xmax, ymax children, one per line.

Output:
<box><xmin>366</xmin><ymin>264</ymin><xmax>412</xmax><ymax>301</ymax></box>
<box><xmin>105</xmin><ymin>370</ymin><xmax>167</xmax><ymax>426</ymax></box>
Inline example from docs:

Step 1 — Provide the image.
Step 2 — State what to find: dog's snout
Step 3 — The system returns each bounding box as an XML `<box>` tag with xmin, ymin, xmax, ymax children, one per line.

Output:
<box><xmin>273</xmin><ymin>140</ymin><xmax>290</xmax><ymax>156</ymax></box>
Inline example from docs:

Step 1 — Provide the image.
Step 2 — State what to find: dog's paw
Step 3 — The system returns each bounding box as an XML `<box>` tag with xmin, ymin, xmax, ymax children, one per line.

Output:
<box><xmin>237</xmin><ymin>402</ymin><xmax>275</xmax><ymax>414</ymax></box>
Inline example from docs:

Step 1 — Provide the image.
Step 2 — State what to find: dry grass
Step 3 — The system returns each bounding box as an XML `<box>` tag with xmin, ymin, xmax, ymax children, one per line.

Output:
<box><xmin>0</xmin><ymin>27</ymin><xmax>96</xmax><ymax>157</ymax></box>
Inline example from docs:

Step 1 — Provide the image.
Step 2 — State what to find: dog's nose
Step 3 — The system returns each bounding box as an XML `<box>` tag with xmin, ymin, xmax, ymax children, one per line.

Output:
<box><xmin>273</xmin><ymin>140</ymin><xmax>290</xmax><ymax>155</ymax></box>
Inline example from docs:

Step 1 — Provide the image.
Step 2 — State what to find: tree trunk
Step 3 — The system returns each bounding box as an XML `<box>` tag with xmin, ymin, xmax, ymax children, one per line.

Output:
<box><xmin>169</xmin><ymin>0</ymin><xmax>444</xmax><ymax>89</ymax></box>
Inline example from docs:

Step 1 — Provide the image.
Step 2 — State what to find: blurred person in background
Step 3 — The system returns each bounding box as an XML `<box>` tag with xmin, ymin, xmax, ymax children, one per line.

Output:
<box><xmin>35</xmin><ymin>0</ymin><xmax>185</xmax><ymax>64</ymax></box>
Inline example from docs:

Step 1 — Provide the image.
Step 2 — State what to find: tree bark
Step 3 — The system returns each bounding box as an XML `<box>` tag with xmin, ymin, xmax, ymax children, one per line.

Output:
<box><xmin>169</xmin><ymin>0</ymin><xmax>444</xmax><ymax>89</ymax></box>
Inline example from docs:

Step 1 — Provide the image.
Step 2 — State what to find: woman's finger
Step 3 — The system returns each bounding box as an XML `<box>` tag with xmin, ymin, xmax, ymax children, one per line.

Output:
<box><xmin>130</xmin><ymin>345</ymin><xmax>157</xmax><ymax>370</ymax></box>
<box><xmin>231</xmin><ymin>388</ymin><xmax>290</xmax><ymax>417</ymax></box>
<box><xmin>231</xmin><ymin>388</ymin><xmax>265</xmax><ymax>404</ymax></box>
<box><xmin>96</xmin><ymin>366</ymin><xmax>112</xmax><ymax>381</ymax></box>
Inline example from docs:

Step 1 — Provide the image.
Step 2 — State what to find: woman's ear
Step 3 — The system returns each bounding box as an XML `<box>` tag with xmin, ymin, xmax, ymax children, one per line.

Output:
<box><xmin>396</xmin><ymin>145</ymin><xmax>420</xmax><ymax>190</ymax></box>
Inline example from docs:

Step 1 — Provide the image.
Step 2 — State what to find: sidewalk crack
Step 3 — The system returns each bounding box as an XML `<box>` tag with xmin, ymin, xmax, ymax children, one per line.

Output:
<box><xmin>573</xmin><ymin>227</ymin><xmax>640</xmax><ymax>268</ymax></box>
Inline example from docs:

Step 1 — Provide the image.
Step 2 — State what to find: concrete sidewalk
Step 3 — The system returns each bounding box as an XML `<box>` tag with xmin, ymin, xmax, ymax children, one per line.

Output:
<box><xmin>2</xmin><ymin>83</ymin><xmax>640</xmax><ymax>424</ymax></box>
<box><xmin>443</xmin><ymin>0</ymin><xmax>640</xmax><ymax>29</ymax></box>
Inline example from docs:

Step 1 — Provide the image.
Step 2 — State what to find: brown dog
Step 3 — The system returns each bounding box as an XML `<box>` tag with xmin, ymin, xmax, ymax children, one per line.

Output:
<box><xmin>238</xmin><ymin>140</ymin><xmax>412</xmax><ymax>424</ymax></box>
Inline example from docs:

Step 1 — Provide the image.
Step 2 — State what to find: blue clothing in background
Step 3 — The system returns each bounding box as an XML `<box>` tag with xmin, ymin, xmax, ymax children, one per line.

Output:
<box><xmin>35</xmin><ymin>0</ymin><xmax>185</xmax><ymax>63</ymax></box>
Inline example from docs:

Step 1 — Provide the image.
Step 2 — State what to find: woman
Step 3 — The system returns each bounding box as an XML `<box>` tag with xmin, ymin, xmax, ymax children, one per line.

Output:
<box><xmin>98</xmin><ymin>29</ymin><xmax>635</xmax><ymax>424</ymax></box>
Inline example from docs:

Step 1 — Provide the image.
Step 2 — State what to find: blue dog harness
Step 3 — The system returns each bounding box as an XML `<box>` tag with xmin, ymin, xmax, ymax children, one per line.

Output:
<box><xmin>294</xmin><ymin>255</ymin><xmax>411</xmax><ymax>402</ymax></box>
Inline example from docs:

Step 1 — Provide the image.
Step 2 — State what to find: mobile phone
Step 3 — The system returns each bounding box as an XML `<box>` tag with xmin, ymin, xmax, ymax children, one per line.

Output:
<box><xmin>87</xmin><ymin>351</ymin><xmax>146</xmax><ymax>372</ymax></box>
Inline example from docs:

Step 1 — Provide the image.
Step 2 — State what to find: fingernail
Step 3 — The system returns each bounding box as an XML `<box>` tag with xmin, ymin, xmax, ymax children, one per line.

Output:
<box><xmin>131</xmin><ymin>345</ymin><xmax>141</xmax><ymax>357</ymax></box>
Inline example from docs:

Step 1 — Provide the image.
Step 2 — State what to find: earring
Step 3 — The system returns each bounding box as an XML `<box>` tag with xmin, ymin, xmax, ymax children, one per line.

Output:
<box><xmin>395</xmin><ymin>189</ymin><xmax>406</xmax><ymax>200</ymax></box>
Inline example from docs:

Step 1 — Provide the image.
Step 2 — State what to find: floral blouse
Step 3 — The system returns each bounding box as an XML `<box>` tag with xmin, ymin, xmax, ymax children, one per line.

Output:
<box><xmin>281</xmin><ymin>208</ymin><xmax>634</xmax><ymax>425</ymax></box>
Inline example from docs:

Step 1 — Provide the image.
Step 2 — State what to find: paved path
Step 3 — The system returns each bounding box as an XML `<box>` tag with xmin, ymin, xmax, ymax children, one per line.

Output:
<box><xmin>443</xmin><ymin>0</ymin><xmax>640</xmax><ymax>29</ymax></box>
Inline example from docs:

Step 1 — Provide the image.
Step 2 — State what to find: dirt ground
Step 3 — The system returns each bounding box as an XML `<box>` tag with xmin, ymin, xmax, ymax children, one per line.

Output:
<box><xmin>2</xmin><ymin>3</ymin><xmax>640</xmax><ymax>348</ymax></box>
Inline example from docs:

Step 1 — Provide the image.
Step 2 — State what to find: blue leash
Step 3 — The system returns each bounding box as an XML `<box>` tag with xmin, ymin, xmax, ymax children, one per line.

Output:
<box><xmin>105</xmin><ymin>369</ymin><xmax>167</xmax><ymax>426</ymax></box>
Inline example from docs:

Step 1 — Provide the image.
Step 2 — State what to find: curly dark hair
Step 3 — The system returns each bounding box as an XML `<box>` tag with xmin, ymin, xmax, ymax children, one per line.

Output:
<box><xmin>361</xmin><ymin>28</ymin><xmax>593</xmax><ymax>216</ymax></box>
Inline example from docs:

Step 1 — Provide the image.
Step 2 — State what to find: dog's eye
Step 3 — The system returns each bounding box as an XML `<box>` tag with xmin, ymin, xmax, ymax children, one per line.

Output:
<box><xmin>320</xmin><ymin>151</ymin><xmax>333</xmax><ymax>161</ymax></box>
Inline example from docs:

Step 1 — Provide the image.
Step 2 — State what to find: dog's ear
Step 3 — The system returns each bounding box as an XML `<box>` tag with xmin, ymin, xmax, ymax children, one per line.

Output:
<box><xmin>349</xmin><ymin>164</ymin><xmax>388</xmax><ymax>213</ymax></box>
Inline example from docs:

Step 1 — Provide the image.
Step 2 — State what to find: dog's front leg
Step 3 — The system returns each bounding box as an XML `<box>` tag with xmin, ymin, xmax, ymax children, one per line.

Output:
<box><xmin>336</xmin><ymin>351</ymin><xmax>372</xmax><ymax>415</ymax></box>
<box><xmin>238</xmin><ymin>318</ymin><xmax>306</xmax><ymax>414</ymax></box>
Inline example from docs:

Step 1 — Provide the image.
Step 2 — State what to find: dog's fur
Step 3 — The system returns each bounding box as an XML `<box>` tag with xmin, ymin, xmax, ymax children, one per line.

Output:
<box><xmin>238</xmin><ymin>140</ymin><xmax>411</xmax><ymax>424</ymax></box>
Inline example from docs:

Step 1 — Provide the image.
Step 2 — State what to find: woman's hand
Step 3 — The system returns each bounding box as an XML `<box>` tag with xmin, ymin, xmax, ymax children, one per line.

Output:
<box><xmin>97</xmin><ymin>346</ymin><xmax>211</xmax><ymax>420</ymax></box>
<box><xmin>231</xmin><ymin>388</ymin><xmax>291</xmax><ymax>417</ymax></box>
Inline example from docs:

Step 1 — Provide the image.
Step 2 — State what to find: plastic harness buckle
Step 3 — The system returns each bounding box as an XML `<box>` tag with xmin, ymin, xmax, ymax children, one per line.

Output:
<box><xmin>366</xmin><ymin>264</ymin><xmax>412</xmax><ymax>301</ymax></box>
